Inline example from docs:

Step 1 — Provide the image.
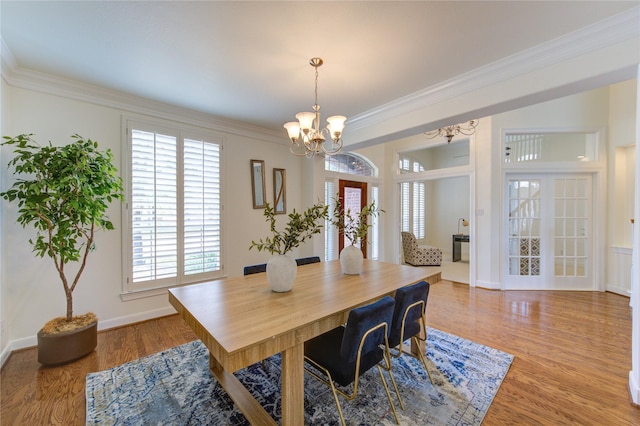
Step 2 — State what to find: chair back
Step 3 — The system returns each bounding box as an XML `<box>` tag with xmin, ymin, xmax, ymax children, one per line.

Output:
<box><xmin>340</xmin><ymin>296</ymin><xmax>395</xmax><ymax>363</ymax></box>
<box><xmin>243</xmin><ymin>263</ymin><xmax>267</xmax><ymax>275</ymax></box>
<box><xmin>295</xmin><ymin>256</ymin><xmax>321</xmax><ymax>266</ymax></box>
<box><xmin>389</xmin><ymin>281</ymin><xmax>430</xmax><ymax>348</ymax></box>
<box><xmin>401</xmin><ymin>232</ymin><xmax>419</xmax><ymax>257</ymax></box>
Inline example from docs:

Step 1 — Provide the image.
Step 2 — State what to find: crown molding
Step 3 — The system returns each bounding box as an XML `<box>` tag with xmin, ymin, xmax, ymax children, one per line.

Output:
<box><xmin>0</xmin><ymin>38</ymin><xmax>283</xmax><ymax>145</ymax></box>
<box><xmin>348</xmin><ymin>6</ymin><xmax>640</xmax><ymax>131</ymax></box>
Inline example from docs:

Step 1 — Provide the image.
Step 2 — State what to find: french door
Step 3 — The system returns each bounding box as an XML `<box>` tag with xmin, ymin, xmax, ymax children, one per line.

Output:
<box><xmin>503</xmin><ymin>174</ymin><xmax>594</xmax><ymax>290</ymax></box>
<box><xmin>338</xmin><ymin>180</ymin><xmax>368</xmax><ymax>258</ymax></box>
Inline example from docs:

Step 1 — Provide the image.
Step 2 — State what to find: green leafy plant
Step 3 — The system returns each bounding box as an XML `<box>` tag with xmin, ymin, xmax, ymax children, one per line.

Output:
<box><xmin>1</xmin><ymin>134</ymin><xmax>124</xmax><ymax>323</ymax></box>
<box><xmin>331</xmin><ymin>194</ymin><xmax>384</xmax><ymax>246</ymax></box>
<box><xmin>249</xmin><ymin>202</ymin><xmax>328</xmax><ymax>255</ymax></box>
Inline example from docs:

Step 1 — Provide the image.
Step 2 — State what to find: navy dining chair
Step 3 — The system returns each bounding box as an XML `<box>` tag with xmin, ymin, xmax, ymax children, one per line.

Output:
<box><xmin>243</xmin><ymin>263</ymin><xmax>267</xmax><ymax>275</ymax></box>
<box><xmin>295</xmin><ymin>256</ymin><xmax>321</xmax><ymax>266</ymax></box>
<box><xmin>388</xmin><ymin>280</ymin><xmax>433</xmax><ymax>384</ymax></box>
<box><xmin>304</xmin><ymin>296</ymin><xmax>403</xmax><ymax>425</ymax></box>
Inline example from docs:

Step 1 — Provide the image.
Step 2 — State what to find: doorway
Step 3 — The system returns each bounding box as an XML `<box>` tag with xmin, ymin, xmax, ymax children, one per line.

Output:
<box><xmin>503</xmin><ymin>174</ymin><xmax>594</xmax><ymax>290</ymax></box>
<box><xmin>338</xmin><ymin>180</ymin><xmax>368</xmax><ymax>257</ymax></box>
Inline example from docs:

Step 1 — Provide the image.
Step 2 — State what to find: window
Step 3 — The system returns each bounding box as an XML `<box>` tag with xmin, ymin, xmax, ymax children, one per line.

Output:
<box><xmin>325</xmin><ymin>153</ymin><xmax>376</xmax><ymax>176</ymax></box>
<box><xmin>504</xmin><ymin>132</ymin><xmax>597</xmax><ymax>163</ymax></box>
<box><xmin>399</xmin><ymin>155</ymin><xmax>426</xmax><ymax>239</ymax></box>
<box><xmin>124</xmin><ymin>120</ymin><xmax>223</xmax><ymax>295</ymax></box>
<box><xmin>325</xmin><ymin>181</ymin><xmax>336</xmax><ymax>260</ymax></box>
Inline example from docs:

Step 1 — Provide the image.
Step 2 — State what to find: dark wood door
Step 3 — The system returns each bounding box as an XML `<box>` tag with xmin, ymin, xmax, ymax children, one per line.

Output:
<box><xmin>338</xmin><ymin>180</ymin><xmax>368</xmax><ymax>258</ymax></box>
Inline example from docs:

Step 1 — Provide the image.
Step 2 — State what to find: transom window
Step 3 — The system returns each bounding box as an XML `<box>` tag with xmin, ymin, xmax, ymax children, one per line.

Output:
<box><xmin>325</xmin><ymin>153</ymin><xmax>376</xmax><ymax>176</ymax></box>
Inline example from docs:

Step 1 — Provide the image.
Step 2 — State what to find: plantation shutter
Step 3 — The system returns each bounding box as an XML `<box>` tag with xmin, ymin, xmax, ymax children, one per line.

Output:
<box><xmin>131</xmin><ymin>129</ymin><xmax>178</xmax><ymax>283</ymax></box>
<box><xmin>183</xmin><ymin>138</ymin><xmax>221</xmax><ymax>275</ymax></box>
<box><xmin>400</xmin><ymin>182</ymin><xmax>410</xmax><ymax>232</ymax></box>
<box><xmin>371</xmin><ymin>186</ymin><xmax>380</xmax><ymax>259</ymax></box>
<box><xmin>127</xmin><ymin>123</ymin><xmax>223</xmax><ymax>293</ymax></box>
<box><xmin>325</xmin><ymin>181</ymin><xmax>337</xmax><ymax>260</ymax></box>
<box><xmin>413</xmin><ymin>181</ymin><xmax>425</xmax><ymax>239</ymax></box>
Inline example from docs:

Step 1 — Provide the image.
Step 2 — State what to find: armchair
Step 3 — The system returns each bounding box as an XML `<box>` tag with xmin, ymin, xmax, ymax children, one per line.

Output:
<box><xmin>401</xmin><ymin>232</ymin><xmax>442</xmax><ymax>266</ymax></box>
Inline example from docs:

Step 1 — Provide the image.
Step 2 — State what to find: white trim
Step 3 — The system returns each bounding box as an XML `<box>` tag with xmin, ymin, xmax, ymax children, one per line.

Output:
<box><xmin>630</xmin><ymin>371</ymin><xmax>640</xmax><ymax>406</ymax></box>
<box><xmin>97</xmin><ymin>306</ymin><xmax>177</xmax><ymax>331</ymax></box>
<box><xmin>0</xmin><ymin>37</ymin><xmax>283</xmax><ymax>145</ymax></box>
<box><xmin>611</xmin><ymin>246</ymin><xmax>633</xmax><ymax>255</ymax></box>
<box><xmin>475</xmin><ymin>280</ymin><xmax>500</xmax><ymax>290</ymax></box>
<box><xmin>348</xmin><ymin>7</ymin><xmax>640</xmax><ymax>131</ymax></box>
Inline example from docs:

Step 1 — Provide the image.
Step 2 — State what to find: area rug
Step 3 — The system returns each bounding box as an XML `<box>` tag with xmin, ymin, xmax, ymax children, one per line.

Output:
<box><xmin>86</xmin><ymin>328</ymin><xmax>513</xmax><ymax>425</ymax></box>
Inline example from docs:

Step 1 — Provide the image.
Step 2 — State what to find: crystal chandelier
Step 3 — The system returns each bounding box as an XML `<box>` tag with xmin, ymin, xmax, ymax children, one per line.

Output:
<box><xmin>284</xmin><ymin>58</ymin><xmax>346</xmax><ymax>158</ymax></box>
<box><xmin>424</xmin><ymin>119</ymin><xmax>479</xmax><ymax>143</ymax></box>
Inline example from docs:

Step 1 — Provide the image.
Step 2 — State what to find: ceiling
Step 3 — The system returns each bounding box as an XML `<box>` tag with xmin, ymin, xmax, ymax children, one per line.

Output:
<box><xmin>1</xmin><ymin>1</ymin><xmax>637</xmax><ymax>134</ymax></box>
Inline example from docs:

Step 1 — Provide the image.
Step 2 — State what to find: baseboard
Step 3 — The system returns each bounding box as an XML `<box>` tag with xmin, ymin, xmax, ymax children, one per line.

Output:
<box><xmin>0</xmin><ymin>305</ymin><xmax>177</xmax><ymax>368</ymax></box>
<box><xmin>475</xmin><ymin>280</ymin><xmax>500</xmax><ymax>290</ymax></box>
<box><xmin>606</xmin><ymin>285</ymin><xmax>631</xmax><ymax>298</ymax></box>
<box><xmin>629</xmin><ymin>370</ymin><xmax>640</xmax><ymax>405</ymax></box>
<box><xmin>97</xmin><ymin>306</ymin><xmax>177</xmax><ymax>331</ymax></box>
<box><xmin>0</xmin><ymin>334</ymin><xmax>37</xmax><ymax>367</ymax></box>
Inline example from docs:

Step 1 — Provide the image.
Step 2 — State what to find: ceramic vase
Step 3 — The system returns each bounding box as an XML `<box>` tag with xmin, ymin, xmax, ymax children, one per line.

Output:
<box><xmin>266</xmin><ymin>254</ymin><xmax>297</xmax><ymax>292</ymax></box>
<box><xmin>340</xmin><ymin>245</ymin><xmax>364</xmax><ymax>275</ymax></box>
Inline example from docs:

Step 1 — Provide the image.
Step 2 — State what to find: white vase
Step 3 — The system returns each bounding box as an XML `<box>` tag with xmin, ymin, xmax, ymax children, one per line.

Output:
<box><xmin>266</xmin><ymin>254</ymin><xmax>297</xmax><ymax>292</ymax></box>
<box><xmin>340</xmin><ymin>245</ymin><xmax>364</xmax><ymax>275</ymax></box>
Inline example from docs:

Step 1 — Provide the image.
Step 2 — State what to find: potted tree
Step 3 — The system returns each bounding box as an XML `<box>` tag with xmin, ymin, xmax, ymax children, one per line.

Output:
<box><xmin>331</xmin><ymin>194</ymin><xmax>383</xmax><ymax>274</ymax></box>
<box><xmin>249</xmin><ymin>202</ymin><xmax>327</xmax><ymax>292</ymax></box>
<box><xmin>1</xmin><ymin>134</ymin><xmax>124</xmax><ymax>364</ymax></box>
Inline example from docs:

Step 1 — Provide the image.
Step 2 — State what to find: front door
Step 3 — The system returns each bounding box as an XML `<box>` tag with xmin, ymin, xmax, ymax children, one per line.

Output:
<box><xmin>503</xmin><ymin>174</ymin><xmax>594</xmax><ymax>290</ymax></box>
<box><xmin>338</xmin><ymin>180</ymin><xmax>368</xmax><ymax>258</ymax></box>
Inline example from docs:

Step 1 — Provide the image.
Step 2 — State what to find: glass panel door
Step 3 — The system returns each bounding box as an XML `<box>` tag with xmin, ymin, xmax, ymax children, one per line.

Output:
<box><xmin>506</xmin><ymin>178</ymin><xmax>543</xmax><ymax>289</ymax></box>
<box><xmin>553</xmin><ymin>176</ymin><xmax>591</xmax><ymax>289</ymax></box>
<box><xmin>504</xmin><ymin>174</ymin><xmax>593</xmax><ymax>290</ymax></box>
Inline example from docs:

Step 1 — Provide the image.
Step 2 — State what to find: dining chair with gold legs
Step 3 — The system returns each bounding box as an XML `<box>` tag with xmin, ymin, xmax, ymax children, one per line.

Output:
<box><xmin>304</xmin><ymin>296</ymin><xmax>403</xmax><ymax>425</ymax></box>
<box><xmin>389</xmin><ymin>280</ymin><xmax>434</xmax><ymax>385</ymax></box>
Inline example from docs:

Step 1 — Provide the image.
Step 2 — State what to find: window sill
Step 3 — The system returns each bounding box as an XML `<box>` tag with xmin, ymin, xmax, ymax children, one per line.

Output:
<box><xmin>120</xmin><ymin>275</ymin><xmax>229</xmax><ymax>301</ymax></box>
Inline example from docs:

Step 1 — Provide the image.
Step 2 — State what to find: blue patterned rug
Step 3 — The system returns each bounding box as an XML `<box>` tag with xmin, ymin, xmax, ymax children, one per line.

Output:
<box><xmin>86</xmin><ymin>328</ymin><xmax>513</xmax><ymax>425</ymax></box>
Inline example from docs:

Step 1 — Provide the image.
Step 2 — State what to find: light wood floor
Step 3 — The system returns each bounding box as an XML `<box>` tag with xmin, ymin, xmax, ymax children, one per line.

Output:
<box><xmin>1</xmin><ymin>280</ymin><xmax>639</xmax><ymax>425</ymax></box>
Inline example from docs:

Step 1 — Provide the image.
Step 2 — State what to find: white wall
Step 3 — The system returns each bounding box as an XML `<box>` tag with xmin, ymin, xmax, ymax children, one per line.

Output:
<box><xmin>428</xmin><ymin>176</ymin><xmax>470</xmax><ymax>254</ymax></box>
<box><xmin>480</xmin><ymin>86</ymin><xmax>610</xmax><ymax>290</ymax></box>
<box><xmin>0</xmin><ymin>84</ymin><xmax>307</xmax><ymax>354</ymax></box>
<box><xmin>0</xmin><ymin>73</ymin><xmax>8</xmax><ymax>354</ymax></box>
<box><xmin>608</xmin><ymin>79</ymin><xmax>638</xmax><ymax>296</ymax></box>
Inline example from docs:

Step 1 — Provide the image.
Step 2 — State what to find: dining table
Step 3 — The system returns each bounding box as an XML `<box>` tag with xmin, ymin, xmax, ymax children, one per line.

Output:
<box><xmin>168</xmin><ymin>258</ymin><xmax>432</xmax><ymax>425</ymax></box>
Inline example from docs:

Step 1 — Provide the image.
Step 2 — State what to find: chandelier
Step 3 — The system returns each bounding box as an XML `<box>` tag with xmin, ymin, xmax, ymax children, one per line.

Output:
<box><xmin>284</xmin><ymin>58</ymin><xmax>346</xmax><ymax>158</ymax></box>
<box><xmin>424</xmin><ymin>120</ymin><xmax>479</xmax><ymax>143</ymax></box>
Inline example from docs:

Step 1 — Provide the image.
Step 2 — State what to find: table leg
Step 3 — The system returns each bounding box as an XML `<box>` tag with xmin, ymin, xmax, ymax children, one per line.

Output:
<box><xmin>281</xmin><ymin>342</ymin><xmax>305</xmax><ymax>426</ymax></box>
<box><xmin>209</xmin><ymin>353</ymin><xmax>277</xmax><ymax>425</ymax></box>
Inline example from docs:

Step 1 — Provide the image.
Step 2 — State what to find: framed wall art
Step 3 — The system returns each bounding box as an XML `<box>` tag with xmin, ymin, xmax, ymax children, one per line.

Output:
<box><xmin>250</xmin><ymin>159</ymin><xmax>266</xmax><ymax>209</ymax></box>
<box><xmin>273</xmin><ymin>168</ymin><xmax>286</xmax><ymax>214</ymax></box>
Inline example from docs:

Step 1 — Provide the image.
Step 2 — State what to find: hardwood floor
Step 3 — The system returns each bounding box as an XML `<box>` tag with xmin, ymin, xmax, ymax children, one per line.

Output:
<box><xmin>1</xmin><ymin>280</ymin><xmax>638</xmax><ymax>425</ymax></box>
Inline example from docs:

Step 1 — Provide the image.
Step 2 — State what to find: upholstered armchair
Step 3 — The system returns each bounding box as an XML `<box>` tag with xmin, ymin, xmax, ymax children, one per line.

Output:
<box><xmin>401</xmin><ymin>232</ymin><xmax>442</xmax><ymax>266</ymax></box>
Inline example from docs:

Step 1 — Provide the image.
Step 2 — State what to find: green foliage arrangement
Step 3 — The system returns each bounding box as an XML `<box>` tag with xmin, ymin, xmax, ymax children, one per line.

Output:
<box><xmin>331</xmin><ymin>194</ymin><xmax>384</xmax><ymax>246</ymax></box>
<box><xmin>1</xmin><ymin>134</ymin><xmax>124</xmax><ymax>322</ymax></box>
<box><xmin>249</xmin><ymin>202</ymin><xmax>328</xmax><ymax>255</ymax></box>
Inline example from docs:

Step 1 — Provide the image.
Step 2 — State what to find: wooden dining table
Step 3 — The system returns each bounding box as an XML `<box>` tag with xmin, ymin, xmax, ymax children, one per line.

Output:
<box><xmin>168</xmin><ymin>259</ymin><xmax>432</xmax><ymax>425</ymax></box>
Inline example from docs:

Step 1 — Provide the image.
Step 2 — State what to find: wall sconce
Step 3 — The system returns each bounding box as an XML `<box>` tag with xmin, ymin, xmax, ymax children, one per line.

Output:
<box><xmin>457</xmin><ymin>218</ymin><xmax>469</xmax><ymax>235</ymax></box>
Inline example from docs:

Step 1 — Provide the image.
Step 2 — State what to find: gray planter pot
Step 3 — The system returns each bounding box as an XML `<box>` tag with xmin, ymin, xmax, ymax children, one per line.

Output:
<box><xmin>37</xmin><ymin>320</ymin><xmax>97</xmax><ymax>365</ymax></box>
